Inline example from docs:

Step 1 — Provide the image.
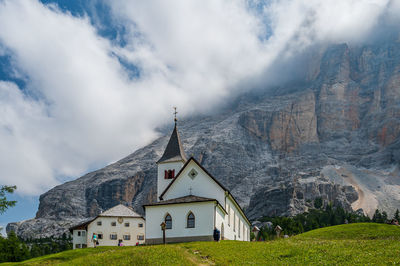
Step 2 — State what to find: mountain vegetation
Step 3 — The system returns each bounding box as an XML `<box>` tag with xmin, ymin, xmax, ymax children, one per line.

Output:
<box><xmin>0</xmin><ymin>232</ymin><xmax>72</xmax><ymax>263</ymax></box>
<box><xmin>3</xmin><ymin>223</ymin><xmax>400</xmax><ymax>265</ymax></box>
<box><xmin>254</xmin><ymin>198</ymin><xmax>400</xmax><ymax>240</ymax></box>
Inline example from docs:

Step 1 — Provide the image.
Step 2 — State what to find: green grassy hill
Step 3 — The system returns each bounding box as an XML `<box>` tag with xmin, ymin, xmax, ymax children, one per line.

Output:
<box><xmin>4</xmin><ymin>223</ymin><xmax>400</xmax><ymax>265</ymax></box>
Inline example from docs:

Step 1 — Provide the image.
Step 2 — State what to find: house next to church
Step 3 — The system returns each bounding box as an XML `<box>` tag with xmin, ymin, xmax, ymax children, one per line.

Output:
<box><xmin>144</xmin><ymin>118</ymin><xmax>251</xmax><ymax>244</ymax></box>
<box><xmin>70</xmin><ymin>204</ymin><xmax>145</xmax><ymax>249</ymax></box>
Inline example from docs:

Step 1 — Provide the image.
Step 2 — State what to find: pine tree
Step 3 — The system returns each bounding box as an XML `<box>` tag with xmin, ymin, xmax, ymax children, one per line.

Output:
<box><xmin>372</xmin><ymin>209</ymin><xmax>382</xmax><ymax>223</ymax></box>
<box><xmin>3</xmin><ymin>231</ymin><xmax>30</xmax><ymax>262</ymax></box>
<box><xmin>30</xmin><ymin>244</ymin><xmax>42</xmax><ymax>258</ymax></box>
<box><xmin>314</xmin><ymin>197</ymin><xmax>323</xmax><ymax>209</ymax></box>
<box><xmin>382</xmin><ymin>211</ymin><xmax>388</xmax><ymax>223</ymax></box>
<box><xmin>394</xmin><ymin>209</ymin><xmax>400</xmax><ymax>221</ymax></box>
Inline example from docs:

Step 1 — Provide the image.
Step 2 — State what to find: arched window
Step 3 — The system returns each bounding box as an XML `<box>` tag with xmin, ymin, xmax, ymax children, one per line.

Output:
<box><xmin>165</xmin><ymin>214</ymin><xmax>172</xmax><ymax>229</ymax></box>
<box><xmin>238</xmin><ymin>219</ymin><xmax>241</xmax><ymax>238</ymax></box>
<box><xmin>187</xmin><ymin>212</ymin><xmax>195</xmax><ymax>228</ymax></box>
<box><xmin>228</xmin><ymin>205</ymin><xmax>230</xmax><ymax>226</ymax></box>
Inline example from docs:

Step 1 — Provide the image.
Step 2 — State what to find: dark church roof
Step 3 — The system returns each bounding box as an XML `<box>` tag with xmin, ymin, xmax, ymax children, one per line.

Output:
<box><xmin>69</xmin><ymin>218</ymin><xmax>95</xmax><ymax>232</ymax></box>
<box><xmin>157</xmin><ymin>124</ymin><xmax>187</xmax><ymax>163</ymax></box>
<box><xmin>143</xmin><ymin>195</ymin><xmax>216</xmax><ymax>207</ymax></box>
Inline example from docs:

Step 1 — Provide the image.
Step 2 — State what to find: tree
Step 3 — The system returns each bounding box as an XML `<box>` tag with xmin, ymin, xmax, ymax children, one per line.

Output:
<box><xmin>314</xmin><ymin>197</ymin><xmax>323</xmax><ymax>209</ymax></box>
<box><xmin>381</xmin><ymin>211</ymin><xmax>388</xmax><ymax>223</ymax></box>
<box><xmin>394</xmin><ymin>209</ymin><xmax>400</xmax><ymax>221</ymax></box>
<box><xmin>0</xmin><ymin>231</ymin><xmax>30</xmax><ymax>262</ymax></box>
<box><xmin>0</xmin><ymin>185</ymin><xmax>17</xmax><ymax>214</ymax></box>
<box><xmin>372</xmin><ymin>209</ymin><xmax>383</xmax><ymax>223</ymax></box>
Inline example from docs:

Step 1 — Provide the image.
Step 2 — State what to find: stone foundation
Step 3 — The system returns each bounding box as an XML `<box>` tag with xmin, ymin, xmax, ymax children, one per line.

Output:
<box><xmin>145</xmin><ymin>235</ymin><xmax>213</xmax><ymax>245</ymax></box>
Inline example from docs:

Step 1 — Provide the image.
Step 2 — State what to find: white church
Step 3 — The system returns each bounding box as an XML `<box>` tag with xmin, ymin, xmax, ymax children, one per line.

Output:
<box><xmin>70</xmin><ymin>115</ymin><xmax>251</xmax><ymax>246</ymax></box>
<box><xmin>144</xmin><ymin>118</ymin><xmax>251</xmax><ymax>244</ymax></box>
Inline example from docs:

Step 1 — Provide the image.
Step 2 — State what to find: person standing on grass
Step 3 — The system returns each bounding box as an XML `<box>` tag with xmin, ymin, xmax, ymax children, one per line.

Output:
<box><xmin>213</xmin><ymin>227</ymin><xmax>220</xmax><ymax>241</ymax></box>
<box><xmin>92</xmin><ymin>233</ymin><xmax>98</xmax><ymax>248</ymax></box>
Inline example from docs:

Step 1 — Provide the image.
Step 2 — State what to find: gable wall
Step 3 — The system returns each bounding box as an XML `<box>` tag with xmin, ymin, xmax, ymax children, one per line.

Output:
<box><xmin>162</xmin><ymin>161</ymin><xmax>225</xmax><ymax>206</ymax></box>
<box><xmin>86</xmin><ymin>216</ymin><xmax>145</xmax><ymax>247</ymax></box>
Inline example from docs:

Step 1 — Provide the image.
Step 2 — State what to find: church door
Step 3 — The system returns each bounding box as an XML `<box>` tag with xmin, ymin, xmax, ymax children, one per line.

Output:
<box><xmin>221</xmin><ymin>223</ymin><xmax>224</xmax><ymax>240</ymax></box>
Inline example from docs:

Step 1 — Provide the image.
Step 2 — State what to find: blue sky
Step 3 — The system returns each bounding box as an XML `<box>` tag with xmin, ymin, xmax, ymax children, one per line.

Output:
<box><xmin>0</xmin><ymin>0</ymin><xmax>399</xmax><ymax>233</ymax></box>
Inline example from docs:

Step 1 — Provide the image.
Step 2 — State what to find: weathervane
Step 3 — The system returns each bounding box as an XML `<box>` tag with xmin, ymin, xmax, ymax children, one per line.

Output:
<box><xmin>173</xmin><ymin>107</ymin><xmax>178</xmax><ymax>124</ymax></box>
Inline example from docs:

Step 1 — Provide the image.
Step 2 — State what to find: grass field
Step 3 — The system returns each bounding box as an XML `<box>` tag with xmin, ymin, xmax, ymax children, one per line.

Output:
<box><xmin>4</xmin><ymin>223</ymin><xmax>400</xmax><ymax>265</ymax></box>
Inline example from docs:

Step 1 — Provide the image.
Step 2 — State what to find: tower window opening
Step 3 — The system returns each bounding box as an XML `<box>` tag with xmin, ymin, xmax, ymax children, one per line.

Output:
<box><xmin>165</xmin><ymin>169</ymin><xmax>175</xmax><ymax>179</ymax></box>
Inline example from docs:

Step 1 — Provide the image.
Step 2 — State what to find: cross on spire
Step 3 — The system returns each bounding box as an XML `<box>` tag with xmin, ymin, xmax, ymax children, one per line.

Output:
<box><xmin>189</xmin><ymin>186</ymin><xmax>193</xmax><ymax>195</ymax></box>
<box><xmin>173</xmin><ymin>107</ymin><xmax>178</xmax><ymax>124</ymax></box>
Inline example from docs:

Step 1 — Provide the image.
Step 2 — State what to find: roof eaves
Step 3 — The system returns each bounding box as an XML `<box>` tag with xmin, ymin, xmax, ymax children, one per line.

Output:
<box><xmin>69</xmin><ymin>218</ymin><xmax>95</xmax><ymax>232</ymax></box>
<box><xmin>144</xmin><ymin>198</ymin><xmax>217</xmax><ymax>208</ymax></box>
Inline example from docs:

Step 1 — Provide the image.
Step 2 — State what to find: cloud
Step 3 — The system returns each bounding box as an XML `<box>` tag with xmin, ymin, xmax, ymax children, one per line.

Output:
<box><xmin>0</xmin><ymin>0</ymin><xmax>399</xmax><ymax>195</ymax></box>
<box><xmin>0</xmin><ymin>0</ymin><xmax>162</xmax><ymax>194</ymax></box>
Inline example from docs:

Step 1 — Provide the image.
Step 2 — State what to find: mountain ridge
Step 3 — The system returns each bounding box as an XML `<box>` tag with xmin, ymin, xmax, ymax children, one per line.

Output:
<box><xmin>7</xmin><ymin>41</ymin><xmax>400</xmax><ymax>239</ymax></box>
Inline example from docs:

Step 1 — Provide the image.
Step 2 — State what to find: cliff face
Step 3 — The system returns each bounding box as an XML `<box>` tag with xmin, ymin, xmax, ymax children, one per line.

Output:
<box><xmin>7</xmin><ymin>42</ymin><xmax>400</xmax><ymax>239</ymax></box>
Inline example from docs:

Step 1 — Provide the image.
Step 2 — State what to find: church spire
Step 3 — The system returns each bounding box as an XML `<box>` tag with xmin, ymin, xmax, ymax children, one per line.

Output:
<box><xmin>173</xmin><ymin>106</ymin><xmax>178</xmax><ymax>125</ymax></box>
<box><xmin>157</xmin><ymin>108</ymin><xmax>187</xmax><ymax>164</ymax></box>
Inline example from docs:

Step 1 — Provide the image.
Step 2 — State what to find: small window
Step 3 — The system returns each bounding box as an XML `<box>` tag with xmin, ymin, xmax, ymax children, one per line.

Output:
<box><xmin>98</xmin><ymin>234</ymin><xmax>103</xmax><ymax>239</ymax></box>
<box><xmin>82</xmin><ymin>231</ymin><xmax>86</xmax><ymax>237</ymax></box>
<box><xmin>164</xmin><ymin>169</ymin><xmax>175</xmax><ymax>179</ymax></box>
<box><xmin>75</xmin><ymin>244</ymin><xmax>81</xmax><ymax>248</ymax></box>
<box><xmin>97</xmin><ymin>221</ymin><xmax>102</xmax><ymax>226</ymax></box>
<box><xmin>110</xmin><ymin>234</ymin><xmax>117</xmax><ymax>240</ymax></box>
<box><xmin>82</xmin><ymin>244</ymin><xmax>87</xmax><ymax>248</ymax></box>
<box><xmin>233</xmin><ymin>213</ymin><xmax>236</xmax><ymax>232</ymax></box>
<box><xmin>228</xmin><ymin>206</ymin><xmax>230</xmax><ymax>226</ymax></box>
<box><xmin>124</xmin><ymin>222</ymin><xmax>130</xmax><ymax>227</ymax></box>
<box><xmin>123</xmin><ymin>235</ymin><xmax>131</xmax><ymax>240</ymax></box>
<box><xmin>111</xmin><ymin>221</ymin><xmax>116</xmax><ymax>226</ymax></box>
<box><xmin>138</xmin><ymin>223</ymin><xmax>143</xmax><ymax>228</ymax></box>
<box><xmin>77</xmin><ymin>231</ymin><xmax>81</xmax><ymax>236</ymax></box>
<box><xmin>238</xmin><ymin>220</ymin><xmax>241</xmax><ymax>238</ymax></box>
<box><xmin>187</xmin><ymin>212</ymin><xmax>195</xmax><ymax>228</ymax></box>
<box><xmin>188</xmin><ymin>169</ymin><xmax>198</xmax><ymax>179</ymax></box>
<box><xmin>137</xmin><ymin>235</ymin><xmax>144</xmax><ymax>240</ymax></box>
<box><xmin>165</xmin><ymin>214</ymin><xmax>172</xmax><ymax>229</ymax></box>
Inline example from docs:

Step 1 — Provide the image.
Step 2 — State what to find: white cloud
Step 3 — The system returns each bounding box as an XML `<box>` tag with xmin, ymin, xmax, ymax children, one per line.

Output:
<box><xmin>0</xmin><ymin>0</ymin><xmax>399</xmax><ymax>195</ymax></box>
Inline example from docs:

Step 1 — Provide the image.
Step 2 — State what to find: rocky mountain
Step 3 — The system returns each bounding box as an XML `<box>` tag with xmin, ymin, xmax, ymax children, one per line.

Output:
<box><xmin>7</xmin><ymin>41</ymin><xmax>400</xmax><ymax>239</ymax></box>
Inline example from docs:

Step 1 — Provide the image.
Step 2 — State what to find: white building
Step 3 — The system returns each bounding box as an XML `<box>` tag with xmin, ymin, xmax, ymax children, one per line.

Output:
<box><xmin>144</xmin><ymin>121</ymin><xmax>251</xmax><ymax>244</ymax></box>
<box><xmin>70</xmin><ymin>204</ymin><xmax>145</xmax><ymax>249</ymax></box>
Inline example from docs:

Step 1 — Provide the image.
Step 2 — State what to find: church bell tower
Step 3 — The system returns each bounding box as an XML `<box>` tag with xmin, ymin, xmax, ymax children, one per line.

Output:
<box><xmin>156</xmin><ymin>108</ymin><xmax>187</xmax><ymax>201</ymax></box>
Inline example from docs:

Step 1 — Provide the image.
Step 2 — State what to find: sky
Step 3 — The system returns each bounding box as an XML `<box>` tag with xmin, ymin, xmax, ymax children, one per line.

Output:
<box><xmin>0</xmin><ymin>0</ymin><xmax>399</xmax><ymax>231</ymax></box>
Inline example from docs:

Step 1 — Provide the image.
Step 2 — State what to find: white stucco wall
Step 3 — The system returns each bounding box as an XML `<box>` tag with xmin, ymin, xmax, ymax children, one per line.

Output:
<box><xmin>223</xmin><ymin>197</ymin><xmax>250</xmax><ymax>241</ymax></box>
<box><xmin>157</xmin><ymin>161</ymin><xmax>184</xmax><ymax>200</ymax></box>
<box><xmin>162</xmin><ymin>160</ymin><xmax>226</xmax><ymax>206</ymax></box>
<box><xmin>145</xmin><ymin>201</ymin><xmax>214</xmax><ymax>240</ymax></box>
<box><xmin>215</xmin><ymin>205</ymin><xmax>226</xmax><ymax>239</ymax></box>
<box><xmin>86</xmin><ymin>216</ymin><xmax>145</xmax><ymax>247</ymax></box>
<box><xmin>72</xmin><ymin>230</ymin><xmax>87</xmax><ymax>249</ymax></box>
